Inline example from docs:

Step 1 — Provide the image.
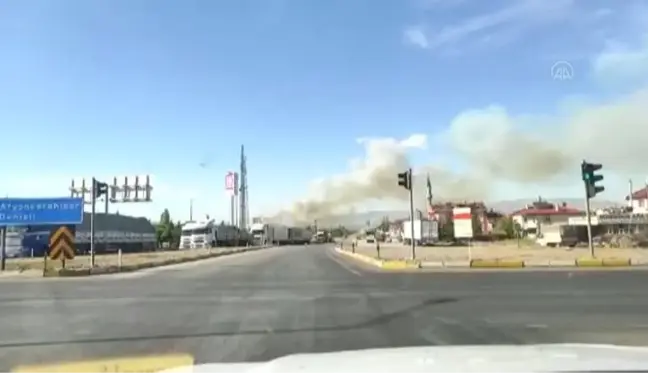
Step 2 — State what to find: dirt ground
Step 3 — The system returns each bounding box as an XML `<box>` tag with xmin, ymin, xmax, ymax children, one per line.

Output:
<box><xmin>4</xmin><ymin>247</ymin><xmax>249</xmax><ymax>271</ymax></box>
<box><xmin>342</xmin><ymin>241</ymin><xmax>648</xmax><ymax>262</ymax></box>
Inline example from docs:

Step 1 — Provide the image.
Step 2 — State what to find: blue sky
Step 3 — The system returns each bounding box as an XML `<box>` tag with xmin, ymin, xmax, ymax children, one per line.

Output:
<box><xmin>1</xmin><ymin>0</ymin><xmax>647</xmax><ymax>222</ymax></box>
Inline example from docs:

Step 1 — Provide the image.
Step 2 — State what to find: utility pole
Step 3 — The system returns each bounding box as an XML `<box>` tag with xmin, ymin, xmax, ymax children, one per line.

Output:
<box><xmin>230</xmin><ymin>195</ymin><xmax>235</xmax><ymax>225</ymax></box>
<box><xmin>239</xmin><ymin>145</ymin><xmax>249</xmax><ymax>231</ymax></box>
<box><xmin>629</xmin><ymin>179</ymin><xmax>634</xmax><ymax>234</ymax></box>
<box><xmin>189</xmin><ymin>199</ymin><xmax>194</xmax><ymax>221</ymax></box>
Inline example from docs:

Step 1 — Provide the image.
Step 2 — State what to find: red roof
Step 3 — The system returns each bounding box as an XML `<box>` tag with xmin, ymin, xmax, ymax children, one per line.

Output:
<box><xmin>510</xmin><ymin>207</ymin><xmax>582</xmax><ymax>217</ymax></box>
<box><xmin>627</xmin><ymin>187</ymin><xmax>648</xmax><ymax>201</ymax></box>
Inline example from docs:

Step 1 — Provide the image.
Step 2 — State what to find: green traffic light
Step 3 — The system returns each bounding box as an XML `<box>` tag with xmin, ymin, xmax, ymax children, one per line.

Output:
<box><xmin>581</xmin><ymin>160</ymin><xmax>604</xmax><ymax>199</ymax></box>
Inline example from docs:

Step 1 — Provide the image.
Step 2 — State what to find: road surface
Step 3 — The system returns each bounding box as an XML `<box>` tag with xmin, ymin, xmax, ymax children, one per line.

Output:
<box><xmin>1</xmin><ymin>244</ymin><xmax>648</xmax><ymax>370</ymax></box>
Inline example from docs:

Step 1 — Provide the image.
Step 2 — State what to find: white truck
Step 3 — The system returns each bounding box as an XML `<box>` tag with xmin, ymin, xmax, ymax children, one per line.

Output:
<box><xmin>180</xmin><ymin>221</ymin><xmax>214</xmax><ymax>249</ymax></box>
<box><xmin>250</xmin><ymin>222</ymin><xmax>290</xmax><ymax>245</ymax></box>
<box><xmin>180</xmin><ymin>220</ymin><xmax>246</xmax><ymax>249</ymax></box>
<box><xmin>402</xmin><ymin>219</ymin><xmax>439</xmax><ymax>246</ymax></box>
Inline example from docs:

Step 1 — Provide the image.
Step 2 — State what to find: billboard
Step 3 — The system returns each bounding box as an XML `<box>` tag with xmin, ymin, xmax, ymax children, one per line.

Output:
<box><xmin>225</xmin><ymin>172</ymin><xmax>239</xmax><ymax>197</ymax></box>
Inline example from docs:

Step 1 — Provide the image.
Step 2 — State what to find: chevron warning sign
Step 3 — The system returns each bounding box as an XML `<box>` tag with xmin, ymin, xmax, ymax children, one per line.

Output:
<box><xmin>49</xmin><ymin>225</ymin><xmax>76</xmax><ymax>260</ymax></box>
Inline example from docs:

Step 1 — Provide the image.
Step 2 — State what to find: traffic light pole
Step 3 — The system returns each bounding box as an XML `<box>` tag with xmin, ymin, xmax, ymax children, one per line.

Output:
<box><xmin>407</xmin><ymin>169</ymin><xmax>416</xmax><ymax>260</ymax></box>
<box><xmin>584</xmin><ymin>187</ymin><xmax>594</xmax><ymax>258</ymax></box>
<box><xmin>90</xmin><ymin>178</ymin><xmax>97</xmax><ymax>267</ymax></box>
<box><xmin>581</xmin><ymin>160</ymin><xmax>604</xmax><ymax>258</ymax></box>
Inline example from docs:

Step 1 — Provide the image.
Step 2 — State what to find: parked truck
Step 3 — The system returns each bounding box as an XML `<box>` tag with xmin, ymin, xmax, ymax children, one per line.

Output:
<box><xmin>250</xmin><ymin>222</ymin><xmax>290</xmax><ymax>245</ymax></box>
<box><xmin>313</xmin><ymin>230</ymin><xmax>333</xmax><ymax>243</ymax></box>
<box><xmin>180</xmin><ymin>220</ymin><xmax>249</xmax><ymax>249</ymax></box>
<box><xmin>288</xmin><ymin>227</ymin><xmax>311</xmax><ymax>244</ymax></box>
<box><xmin>402</xmin><ymin>219</ymin><xmax>439</xmax><ymax>246</ymax></box>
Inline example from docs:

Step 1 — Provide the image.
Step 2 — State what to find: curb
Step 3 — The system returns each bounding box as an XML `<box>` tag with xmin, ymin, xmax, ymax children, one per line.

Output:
<box><xmin>43</xmin><ymin>246</ymin><xmax>267</xmax><ymax>277</ymax></box>
<box><xmin>334</xmin><ymin>248</ymin><xmax>420</xmax><ymax>269</ymax></box>
<box><xmin>334</xmin><ymin>247</ymin><xmax>639</xmax><ymax>271</ymax></box>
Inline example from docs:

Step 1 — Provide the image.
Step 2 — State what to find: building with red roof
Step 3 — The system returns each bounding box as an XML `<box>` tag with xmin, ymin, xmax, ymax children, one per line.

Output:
<box><xmin>510</xmin><ymin>197</ymin><xmax>583</xmax><ymax>238</ymax></box>
<box><xmin>626</xmin><ymin>186</ymin><xmax>648</xmax><ymax>213</ymax></box>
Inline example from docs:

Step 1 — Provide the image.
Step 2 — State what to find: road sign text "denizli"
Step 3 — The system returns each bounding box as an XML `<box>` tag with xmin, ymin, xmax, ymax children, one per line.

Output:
<box><xmin>0</xmin><ymin>197</ymin><xmax>84</xmax><ymax>226</ymax></box>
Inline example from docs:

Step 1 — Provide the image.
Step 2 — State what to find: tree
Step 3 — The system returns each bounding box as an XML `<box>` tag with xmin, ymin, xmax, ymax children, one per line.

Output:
<box><xmin>171</xmin><ymin>221</ymin><xmax>182</xmax><ymax>247</ymax></box>
<box><xmin>471</xmin><ymin>214</ymin><xmax>483</xmax><ymax>236</ymax></box>
<box><xmin>494</xmin><ymin>216</ymin><xmax>518</xmax><ymax>239</ymax></box>
<box><xmin>439</xmin><ymin>220</ymin><xmax>455</xmax><ymax>241</ymax></box>
<box><xmin>156</xmin><ymin>209</ymin><xmax>174</xmax><ymax>246</ymax></box>
<box><xmin>378</xmin><ymin>216</ymin><xmax>390</xmax><ymax>232</ymax></box>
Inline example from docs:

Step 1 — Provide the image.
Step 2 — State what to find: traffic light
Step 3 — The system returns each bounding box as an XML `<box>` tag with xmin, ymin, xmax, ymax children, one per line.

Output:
<box><xmin>397</xmin><ymin>170</ymin><xmax>411</xmax><ymax>191</ymax></box>
<box><xmin>93</xmin><ymin>179</ymin><xmax>109</xmax><ymax>198</ymax></box>
<box><xmin>581</xmin><ymin>161</ymin><xmax>604</xmax><ymax>199</ymax></box>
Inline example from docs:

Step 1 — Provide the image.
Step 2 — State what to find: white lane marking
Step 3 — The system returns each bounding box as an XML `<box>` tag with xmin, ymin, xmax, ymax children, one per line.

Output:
<box><xmin>326</xmin><ymin>248</ymin><xmax>363</xmax><ymax>277</ymax></box>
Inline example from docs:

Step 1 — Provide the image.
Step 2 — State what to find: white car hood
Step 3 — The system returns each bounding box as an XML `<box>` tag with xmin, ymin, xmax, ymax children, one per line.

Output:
<box><xmin>162</xmin><ymin>344</ymin><xmax>648</xmax><ymax>372</ymax></box>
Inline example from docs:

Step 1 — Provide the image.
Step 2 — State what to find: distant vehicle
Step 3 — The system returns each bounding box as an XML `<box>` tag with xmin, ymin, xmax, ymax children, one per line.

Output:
<box><xmin>402</xmin><ymin>219</ymin><xmax>439</xmax><ymax>246</ymax></box>
<box><xmin>364</xmin><ymin>229</ymin><xmax>376</xmax><ymax>243</ymax></box>
<box><xmin>249</xmin><ymin>222</ymin><xmax>291</xmax><ymax>245</ymax></box>
<box><xmin>288</xmin><ymin>227</ymin><xmax>312</xmax><ymax>245</ymax></box>
<box><xmin>313</xmin><ymin>230</ymin><xmax>333</xmax><ymax>243</ymax></box>
<box><xmin>180</xmin><ymin>220</ymin><xmax>249</xmax><ymax>249</ymax></box>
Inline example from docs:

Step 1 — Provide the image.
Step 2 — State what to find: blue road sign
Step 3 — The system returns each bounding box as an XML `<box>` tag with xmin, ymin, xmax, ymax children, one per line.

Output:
<box><xmin>0</xmin><ymin>197</ymin><xmax>84</xmax><ymax>226</ymax></box>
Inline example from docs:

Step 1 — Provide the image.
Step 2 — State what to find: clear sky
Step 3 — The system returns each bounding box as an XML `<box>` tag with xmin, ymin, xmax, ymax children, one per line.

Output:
<box><xmin>1</xmin><ymin>0</ymin><xmax>647</xmax><ymax>223</ymax></box>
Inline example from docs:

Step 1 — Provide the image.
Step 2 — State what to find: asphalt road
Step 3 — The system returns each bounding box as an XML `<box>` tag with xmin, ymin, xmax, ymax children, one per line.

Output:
<box><xmin>1</xmin><ymin>244</ymin><xmax>648</xmax><ymax>370</ymax></box>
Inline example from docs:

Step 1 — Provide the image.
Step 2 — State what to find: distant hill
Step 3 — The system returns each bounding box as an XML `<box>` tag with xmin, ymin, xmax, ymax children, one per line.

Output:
<box><xmin>315</xmin><ymin>198</ymin><xmax>620</xmax><ymax>230</ymax></box>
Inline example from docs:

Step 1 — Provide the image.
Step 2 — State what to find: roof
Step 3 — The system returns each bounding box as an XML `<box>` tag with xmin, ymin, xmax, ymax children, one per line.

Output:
<box><xmin>77</xmin><ymin>213</ymin><xmax>155</xmax><ymax>233</ymax></box>
<box><xmin>182</xmin><ymin>220</ymin><xmax>213</xmax><ymax>230</ymax></box>
<box><xmin>627</xmin><ymin>187</ymin><xmax>648</xmax><ymax>200</ymax></box>
<box><xmin>510</xmin><ymin>207</ymin><xmax>582</xmax><ymax>217</ymax></box>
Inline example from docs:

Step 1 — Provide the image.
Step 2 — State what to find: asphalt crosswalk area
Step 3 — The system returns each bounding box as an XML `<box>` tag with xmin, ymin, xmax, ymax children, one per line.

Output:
<box><xmin>1</xmin><ymin>244</ymin><xmax>647</xmax><ymax>370</ymax></box>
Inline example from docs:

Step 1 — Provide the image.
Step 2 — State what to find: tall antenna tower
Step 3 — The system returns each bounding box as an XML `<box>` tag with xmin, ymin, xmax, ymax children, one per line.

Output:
<box><xmin>239</xmin><ymin>145</ymin><xmax>249</xmax><ymax>230</ymax></box>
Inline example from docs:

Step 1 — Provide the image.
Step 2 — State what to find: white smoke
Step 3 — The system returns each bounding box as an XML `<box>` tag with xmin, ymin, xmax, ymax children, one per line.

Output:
<box><xmin>279</xmin><ymin>85</ymin><xmax>648</xmax><ymax>222</ymax></box>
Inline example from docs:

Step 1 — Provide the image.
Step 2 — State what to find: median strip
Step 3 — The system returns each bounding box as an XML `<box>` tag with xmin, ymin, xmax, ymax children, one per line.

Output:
<box><xmin>335</xmin><ymin>246</ymin><xmax>638</xmax><ymax>271</ymax></box>
<box><xmin>3</xmin><ymin>246</ymin><xmax>269</xmax><ymax>278</ymax></box>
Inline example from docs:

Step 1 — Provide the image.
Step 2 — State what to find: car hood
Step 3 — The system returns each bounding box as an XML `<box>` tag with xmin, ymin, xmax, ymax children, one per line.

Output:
<box><xmin>162</xmin><ymin>344</ymin><xmax>648</xmax><ymax>372</ymax></box>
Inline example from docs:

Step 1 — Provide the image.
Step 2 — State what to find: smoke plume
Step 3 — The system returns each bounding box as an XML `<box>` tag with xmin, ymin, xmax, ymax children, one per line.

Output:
<box><xmin>280</xmin><ymin>87</ymin><xmax>648</xmax><ymax>222</ymax></box>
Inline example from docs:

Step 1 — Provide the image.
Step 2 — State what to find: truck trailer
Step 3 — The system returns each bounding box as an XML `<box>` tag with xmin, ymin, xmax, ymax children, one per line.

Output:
<box><xmin>288</xmin><ymin>227</ymin><xmax>311</xmax><ymax>245</ymax></box>
<box><xmin>402</xmin><ymin>219</ymin><xmax>439</xmax><ymax>246</ymax></box>
<box><xmin>180</xmin><ymin>220</ymin><xmax>249</xmax><ymax>249</ymax></box>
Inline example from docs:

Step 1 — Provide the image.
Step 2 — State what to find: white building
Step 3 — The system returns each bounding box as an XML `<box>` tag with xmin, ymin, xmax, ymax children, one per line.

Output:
<box><xmin>510</xmin><ymin>199</ymin><xmax>583</xmax><ymax>239</ymax></box>
<box><xmin>627</xmin><ymin>187</ymin><xmax>648</xmax><ymax>213</ymax></box>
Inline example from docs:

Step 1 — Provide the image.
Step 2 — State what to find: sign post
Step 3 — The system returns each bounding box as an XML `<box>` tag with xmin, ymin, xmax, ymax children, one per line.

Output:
<box><xmin>0</xmin><ymin>197</ymin><xmax>83</xmax><ymax>271</ymax></box>
<box><xmin>453</xmin><ymin>207</ymin><xmax>474</xmax><ymax>261</ymax></box>
<box><xmin>0</xmin><ymin>226</ymin><xmax>6</xmax><ymax>271</ymax></box>
<box><xmin>49</xmin><ymin>225</ymin><xmax>76</xmax><ymax>265</ymax></box>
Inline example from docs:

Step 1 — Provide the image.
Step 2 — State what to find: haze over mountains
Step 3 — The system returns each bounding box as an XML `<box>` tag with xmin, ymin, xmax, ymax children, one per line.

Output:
<box><xmin>312</xmin><ymin>198</ymin><xmax>619</xmax><ymax>230</ymax></box>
